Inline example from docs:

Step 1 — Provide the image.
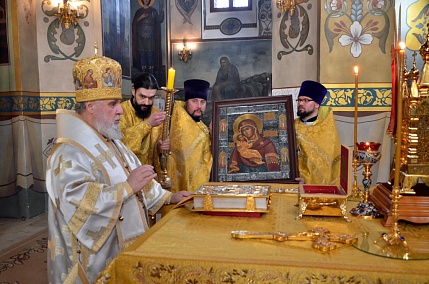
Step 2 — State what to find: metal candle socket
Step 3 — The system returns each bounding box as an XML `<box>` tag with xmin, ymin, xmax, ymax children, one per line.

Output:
<box><xmin>350</xmin><ymin>142</ymin><xmax>381</xmax><ymax>218</ymax></box>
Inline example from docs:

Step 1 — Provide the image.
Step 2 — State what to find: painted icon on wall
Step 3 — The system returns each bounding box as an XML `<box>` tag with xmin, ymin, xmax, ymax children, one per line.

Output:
<box><xmin>101</xmin><ymin>0</ymin><xmax>131</xmax><ymax>78</ymax></box>
<box><xmin>131</xmin><ymin>0</ymin><xmax>166</xmax><ymax>86</ymax></box>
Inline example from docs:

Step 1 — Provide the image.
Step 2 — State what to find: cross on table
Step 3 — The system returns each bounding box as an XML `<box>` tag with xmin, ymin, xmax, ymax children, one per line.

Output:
<box><xmin>231</xmin><ymin>227</ymin><xmax>357</xmax><ymax>252</ymax></box>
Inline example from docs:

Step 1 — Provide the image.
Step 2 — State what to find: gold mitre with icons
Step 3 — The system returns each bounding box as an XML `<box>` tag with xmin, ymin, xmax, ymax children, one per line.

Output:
<box><xmin>72</xmin><ymin>52</ymin><xmax>123</xmax><ymax>103</ymax></box>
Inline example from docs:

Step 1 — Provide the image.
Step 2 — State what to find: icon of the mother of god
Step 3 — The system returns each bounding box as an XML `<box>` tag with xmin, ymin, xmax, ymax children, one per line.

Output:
<box><xmin>228</xmin><ymin>114</ymin><xmax>280</xmax><ymax>174</ymax></box>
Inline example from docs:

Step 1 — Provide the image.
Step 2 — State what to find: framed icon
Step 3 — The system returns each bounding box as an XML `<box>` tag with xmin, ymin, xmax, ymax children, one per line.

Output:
<box><xmin>211</xmin><ymin>95</ymin><xmax>298</xmax><ymax>183</ymax></box>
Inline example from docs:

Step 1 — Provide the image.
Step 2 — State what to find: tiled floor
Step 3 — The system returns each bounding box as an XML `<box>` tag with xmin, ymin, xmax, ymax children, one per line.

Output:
<box><xmin>0</xmin><ymin>212</ymin><xmax>48</xmax><ymax>256</ymax></box>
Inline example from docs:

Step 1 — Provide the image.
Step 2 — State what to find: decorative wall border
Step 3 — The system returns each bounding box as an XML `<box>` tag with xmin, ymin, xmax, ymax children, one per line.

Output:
<box><xmin>0</xmin><ymin>93</ymin><xmax>75</xmax><ymax>116</ymax></box>
<box><xmin>0</xmin><ymin>83</ymin><xmax>392</xmax><ymax>116</ymax></box>
<box><xmin>324</xmin><ymin>83</ymin><xmax>392</xmax><ymax>111</ymax></box>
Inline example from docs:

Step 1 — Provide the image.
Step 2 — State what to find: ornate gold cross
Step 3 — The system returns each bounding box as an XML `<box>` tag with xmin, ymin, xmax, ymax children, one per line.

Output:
<box><xmin>231</xmin><ymin>227</ymin><xmax>357</xmax><ymax>252</ymax></box>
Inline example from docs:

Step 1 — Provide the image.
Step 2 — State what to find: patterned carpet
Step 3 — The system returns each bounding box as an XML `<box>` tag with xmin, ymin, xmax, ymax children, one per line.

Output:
<box><xmin>0</xmin><ymin>229</ymin><xmax>48</xmax><ymax>284</ymax></box>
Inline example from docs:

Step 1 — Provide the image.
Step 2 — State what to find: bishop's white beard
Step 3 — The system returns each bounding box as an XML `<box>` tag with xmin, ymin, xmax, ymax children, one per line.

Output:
<box><xmin>94</xmin><ymin>115</ymin><xmax>123</xmax><ymax>140</ymax></box>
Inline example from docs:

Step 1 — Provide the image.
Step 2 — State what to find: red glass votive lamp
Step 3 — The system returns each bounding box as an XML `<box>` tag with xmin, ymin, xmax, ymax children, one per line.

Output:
<box><xmin>356</xmin><ymin>142</ymin><xmax>381</xmax><ymax>152</ymax></box>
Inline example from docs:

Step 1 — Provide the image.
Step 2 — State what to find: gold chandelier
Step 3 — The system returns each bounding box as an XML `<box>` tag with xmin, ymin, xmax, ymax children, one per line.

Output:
<box><xmin>55</xmin><ymin>0</ymin><xmax>81</xmax><ymax>29</ymax></box>
<box><xmin>276</xmin><ymin>0</ymin><xmax>296</xmax><ymax>16</ymax></box>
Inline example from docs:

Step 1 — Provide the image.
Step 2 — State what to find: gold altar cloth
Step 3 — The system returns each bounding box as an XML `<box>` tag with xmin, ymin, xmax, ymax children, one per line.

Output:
<box><xmin>97</xmin><ymin>192</ymin><xmax>429</xmax><ymax>283</ymax></box>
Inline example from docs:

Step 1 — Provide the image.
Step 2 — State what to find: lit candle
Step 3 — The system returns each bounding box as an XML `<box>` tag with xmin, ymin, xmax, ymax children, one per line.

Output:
<box><xmin>354</xmin><ymin>66</ymin><xmax>359</xmax><ymax>154</ymax></box>
<box><xmin>167</xmin><ymin>67</ymin><xmax>175</xmax><ymax>89</ymax></box>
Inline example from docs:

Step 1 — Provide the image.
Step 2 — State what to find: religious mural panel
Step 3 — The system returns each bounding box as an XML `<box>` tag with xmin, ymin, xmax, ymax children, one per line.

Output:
<box><xmin>101</xmin><ymin>0</ymin><xmax>131</xmax><ymax>78</ymax></box>
<box><xmin>102</xmin><ymin>0</ymin><xmax>167</xmax><ymax>85</ymax></box>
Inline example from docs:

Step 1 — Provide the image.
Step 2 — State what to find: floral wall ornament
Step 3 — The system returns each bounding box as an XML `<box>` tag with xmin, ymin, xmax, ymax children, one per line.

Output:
<box><xmin>338</xmin><ymin>21</ymin><xmax>374</xmax><ymax>57</ymax></box>
<box><xmin>405</xmin><ymin>0</ymin><xmax>429</xmax><ymax>51</ymax></box>
<box><xmin>277</xmin><ymin>0</ymin><xmax>313</xmax><ymax>59</ymax></box>
<box><xmin>324</xmin><ymin>0</ymin><xmax>392</xmax><ymax>58</ymax></box>
<box><xmin>41</xmin><ymin>0</ymin><xmax>90</xmax><ymax>62</ymax></box>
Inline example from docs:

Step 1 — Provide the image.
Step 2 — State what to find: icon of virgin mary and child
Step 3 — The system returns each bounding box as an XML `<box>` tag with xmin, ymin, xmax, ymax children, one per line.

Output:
<box><xmin>228</xmin><ymin>114</ymin><xmax>280</xmax><ymax>174</ymax></box>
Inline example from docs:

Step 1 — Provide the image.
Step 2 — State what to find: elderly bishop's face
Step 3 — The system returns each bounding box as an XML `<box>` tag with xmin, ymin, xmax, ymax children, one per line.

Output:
<box><xmin>92</xmin><ymin>99</ymin><xmax>124</xmax><ymax>139</ymax></box>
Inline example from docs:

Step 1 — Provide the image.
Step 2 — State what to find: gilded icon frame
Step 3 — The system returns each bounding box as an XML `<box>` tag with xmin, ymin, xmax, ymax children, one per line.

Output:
<box><xmin>211</xmin><ymin>95</ymin><xmax>299</xmax><ymax>183</ymax></box>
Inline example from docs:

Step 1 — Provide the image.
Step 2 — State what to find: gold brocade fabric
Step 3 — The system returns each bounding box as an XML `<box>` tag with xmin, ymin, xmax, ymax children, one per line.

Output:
<box><xmin>97</xmin><ymin>192</ymin><xmax>429</xmax><ymax>283</ymax></box>
<box><xmin>295</xmin><ymin>106</ymin><xmax>341</xmax><ymax>185</ymax></box>
<box><xmin>167</xmin><ymin>101</ymin><xmax>212</xmax><ymax>193</ymax></box>
<box><xmin>120</xmin><ymin>100</ymin><xmax>163</xmax><ymax>166</ymax></box>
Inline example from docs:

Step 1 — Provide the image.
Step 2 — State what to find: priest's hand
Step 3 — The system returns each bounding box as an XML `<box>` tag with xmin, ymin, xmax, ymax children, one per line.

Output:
<box><xmin>147</xmin><ymin>111</ymin><xmax>166</xmax><ymax>127</ymax></box>
<box><xmin>127</xmin><ymin>165</ymin><xmax>158</xmax><ymax>194</ymax></box>
<box><xmin>170</xmin><ymin>191</ymin><xmax>192</xmax><ymax>204</ymax></box>
<box><xmin>295</xmin><ymin>177</ymin><xmax>305</xmax><ymax>184</ymax></box>
<box><xmin>158</xmin><ymin>138</ymin><xmax>170</xmax><ymax>151</ymax></box>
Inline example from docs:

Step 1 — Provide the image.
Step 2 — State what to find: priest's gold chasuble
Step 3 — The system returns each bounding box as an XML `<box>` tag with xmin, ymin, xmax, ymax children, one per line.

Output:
<box><xmin>168</xmin><ymin>101</ymin><xmax>212</xmax><ymax>192</ymax></box>
<box><xmin>294</xmin><ymin>106</ymin><xmax>341</xmax><ymax>185</ymax></box>
<box><xmin>120</xmin><ymin>99</ymin><xmax>163</xmax><ymax>166</ymax></box>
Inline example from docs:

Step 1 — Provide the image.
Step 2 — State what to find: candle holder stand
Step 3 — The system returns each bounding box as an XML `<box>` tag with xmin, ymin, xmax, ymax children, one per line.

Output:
<box><xmin>158</xmin><ymin>87</ymin><xmax>177</xmax><ymax>190</ymax></box>
<box><xmin>349</xmin><ymin>157</ymin><xmax>361</xmax><ymax>200</ymax></box>
<box><xmin>349</xmin><ymin>142</ymin><xmax>381</xmax><ymax>219</ymax></box>
<box><xmin>372</xmin><ymin>183</ymin><xmax>410</xmax><ymax>258</ymax></box>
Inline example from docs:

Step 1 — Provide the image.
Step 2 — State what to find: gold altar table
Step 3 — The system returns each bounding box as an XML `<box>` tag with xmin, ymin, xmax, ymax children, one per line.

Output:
<box><xmin>97</xmin><ymin>192</ymin><xmax>429</xmax><ymax>283</ymax></box>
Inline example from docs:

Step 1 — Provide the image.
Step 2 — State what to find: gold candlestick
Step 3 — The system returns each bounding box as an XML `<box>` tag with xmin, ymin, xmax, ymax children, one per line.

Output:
<box><xmin>158</xmin><ymin>87</ymin><xmax>177</xmax><ymax>190</ymax></box>
<box><xmin>376</xmin><ymin>42</ymin><xmax>409</xmax><ymax>257</ymax></box>
<box><xmin>350</xmin><ymin>66</ymin><xmax>361</xmax><ymax>199</ymax></box>
<box><xmin>373</xmin><ymin>42</ymin><xmax>409</xmax><ymax>258</ymax></box>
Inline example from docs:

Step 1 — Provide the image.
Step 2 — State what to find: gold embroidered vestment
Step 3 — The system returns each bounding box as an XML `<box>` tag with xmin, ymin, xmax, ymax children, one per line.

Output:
<box><xmin>294</xmin><ymin>106</ymin><xmax>341</xmax><ymax>185</ymax></box>
<box><xmin>168</xmin><ymin>101</ymin><xmax>212</xmax><ymax>192</ymax></box>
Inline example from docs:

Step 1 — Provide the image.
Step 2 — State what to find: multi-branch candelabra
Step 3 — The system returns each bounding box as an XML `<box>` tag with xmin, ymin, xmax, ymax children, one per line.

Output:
<box><xmin>55</xmin><ymin>0</ymin><xmax>81</xmax><ymax>29</ymax></box>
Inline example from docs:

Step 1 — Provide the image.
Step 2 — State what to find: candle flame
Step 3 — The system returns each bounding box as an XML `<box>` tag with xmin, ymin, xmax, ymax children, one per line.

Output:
<box><xmin>399</xmin><ymin>42</ymin><xmax>406</xmax><ymax>50</ymax></box>
<box><xmin>354</xmin><ymin>66</ymin><xmax>359</xmax><ymax>75</ymax></box>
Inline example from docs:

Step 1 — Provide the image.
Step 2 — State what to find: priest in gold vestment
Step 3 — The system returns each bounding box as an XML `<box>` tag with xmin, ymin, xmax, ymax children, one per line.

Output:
<box><xmin>168</xmin><ymin>79</ymin><xmax>213</xmax><ymax>192</ymax></box>
<box><xmin>294</xmin><ymin>80</ymin><xmax>341</xmax><ymax>185</ymax></box>
<box><xmin>120</xmin><ymin>72</ymin><xmax>168</xmax><ymax>167</ymax></box>
<box><xmin>46</xmin><ymin>56</ymin><xmax>190</xmax><ymax>283</ymax></box>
